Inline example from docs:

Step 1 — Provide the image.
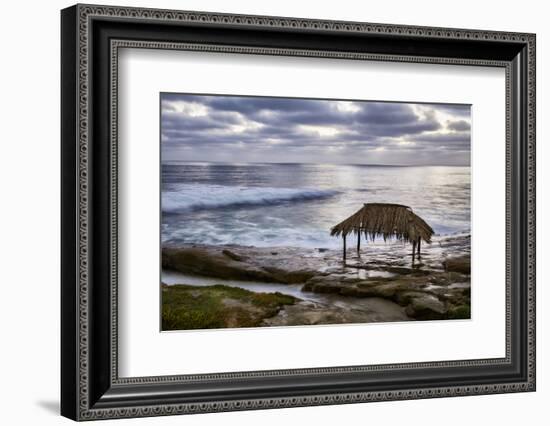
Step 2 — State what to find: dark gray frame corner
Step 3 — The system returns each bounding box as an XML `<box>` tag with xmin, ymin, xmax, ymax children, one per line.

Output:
<box><xmin>61</xmin><ymin>4</ymin><xmax>536</xmax><ymax>421</ymax></box>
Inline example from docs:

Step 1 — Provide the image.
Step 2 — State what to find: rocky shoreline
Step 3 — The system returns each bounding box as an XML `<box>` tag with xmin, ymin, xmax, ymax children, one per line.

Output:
<box><xmin>161</xmin><ymin>234</ymin><xmax>470</xmax><ymax>329</ymax></box>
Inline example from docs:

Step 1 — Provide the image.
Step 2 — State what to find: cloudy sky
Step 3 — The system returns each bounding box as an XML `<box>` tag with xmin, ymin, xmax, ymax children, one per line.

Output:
<box><xmin>160</xmin><ymin>93</ymin><xmax>471</xmax><ymax>166</ymax></box>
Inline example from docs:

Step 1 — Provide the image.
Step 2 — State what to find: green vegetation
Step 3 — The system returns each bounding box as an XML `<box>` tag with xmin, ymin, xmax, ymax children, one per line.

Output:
<box><xmin>161</xmin><ymin>284</ymin><xmax>297</xmax><ymax>331</ymax></box>
<box><xmin>447</xmin><ymin>304</ymin><xmax>471</xmax><ymax>320</ymax></box>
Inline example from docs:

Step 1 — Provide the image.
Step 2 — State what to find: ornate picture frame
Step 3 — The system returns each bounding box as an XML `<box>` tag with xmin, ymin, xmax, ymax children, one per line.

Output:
<box><xmin>61</xmin><ymin>4</ymin><xmax>535</xmax><ymax>421</ymax></box>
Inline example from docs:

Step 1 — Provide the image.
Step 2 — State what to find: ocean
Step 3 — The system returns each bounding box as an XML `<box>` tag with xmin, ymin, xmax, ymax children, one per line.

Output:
<box><xmin>161</xmin><ymin>162</ymin><xmax>470</xmax><ymax>249</ymax></box>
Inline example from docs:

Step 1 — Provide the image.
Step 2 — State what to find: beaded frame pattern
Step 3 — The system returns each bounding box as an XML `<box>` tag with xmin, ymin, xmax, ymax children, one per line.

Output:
<box><xmin>74</xmin><ymin>4</ymin><xmax>535</xmax><ymax>420</ymax></box>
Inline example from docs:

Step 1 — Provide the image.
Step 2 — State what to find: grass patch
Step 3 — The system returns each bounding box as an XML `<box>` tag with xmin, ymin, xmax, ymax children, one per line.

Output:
<box><xmin>162</xmin><ymin>284</ymin><xmax>297</xmax><ymax>331</ymax></box>
<box><xmin>447</xmin><ymin>304</ymin><xmax>471</xmax><ymax>320</ymax></box>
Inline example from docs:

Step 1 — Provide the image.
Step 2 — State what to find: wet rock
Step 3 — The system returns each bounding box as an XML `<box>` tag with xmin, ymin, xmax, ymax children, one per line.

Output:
<box><xmin>163</xmin><ymin>247</ymin><xmax>275</xmax><ymax>282</ymax></box>
<box><xmin>395</xmin><ymin>291</ymin><xmax>430</xmax><ymax>306</ymax></box>
<box><xmin>428</xmin><ymin>271</ymin><xmax>465</xmax><ymax>285</ymax></box>
<box><xmin>162</xmin><ymin>234</ymin><xmax>470</xmax><ymax>323</ymax></box>
<box><xmin>261</xmin><ymin>266</ymin><xmax>316</xmax><ymax>284</ymax></box>
<box><xmin>443</xmin><ymin>256</ymin><xmax>471</xmax><ymax>274</ymax></box>
<box><xmin>405</xmin><ymin>295</ymin><xmax>447</xmax><ymax>320</ymax></box>
<box><xmin>262</xmin><ymin>299</ymin><xmax>410</xmax><ymax>326</ymax></box>
<box><xmin>313</xmin><ymin>282</ymin><xmax>347</xmax><ymax>294</ymax></box>
<box><xmin>222</xmin><ymin>249</ymin><xmax>245</xmax><ymax>262</ymax></box>
<box><xmin>384</xmin><ymin>266</ymin><xmax>417</xmax><ymax>275</ymax></box>
<box><xmin>338</xmin><ymin>285</ymin><xmax>378</xmax><ymax>298</ymax></box>
<box><xmin>163</xmin><ymin>246</ymin><xmax>318</xmax><ymax>284</ymax></box>
<box><xmin>301</xmin><ymin>270</ymin><xmax>470</xmax><ymax>321</ymax></box>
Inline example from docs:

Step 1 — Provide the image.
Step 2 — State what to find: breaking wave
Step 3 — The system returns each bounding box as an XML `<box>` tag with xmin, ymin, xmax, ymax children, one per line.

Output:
<box><xmin>162</xmin><ymin>184</ymin><xmax>340</xmax><ymax>213</ymax></box>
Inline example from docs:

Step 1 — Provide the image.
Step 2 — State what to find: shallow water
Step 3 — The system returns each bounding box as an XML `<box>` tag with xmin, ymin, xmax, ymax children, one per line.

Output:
<box><xmin>162</xmin><ymin>269</ymin><xmax>409</xmax><ymax>319</ymax></box>
<box><xmin>162</xmin><ymin>269</ymin><xmax>326</xmax><ymax>303</ymax></box>
<box><xmin>162</xmin><ymin>162</ymin><xmax>470</xmax><ymax>249</ymax></box>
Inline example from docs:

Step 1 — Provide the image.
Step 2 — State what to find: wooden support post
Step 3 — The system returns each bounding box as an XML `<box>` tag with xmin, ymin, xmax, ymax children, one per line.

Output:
<box><xmin>343</xmin><ymin>234</ymin><xmax>347</xmax><ymax>263</ymax></box>
<box><xmin>357</xmin><ymin>232</ymin><xmax>361</xmax><ymax>252</ymax></box>
<box><xmin>417</xmin><ymin>238</ymin><xmax>421</xmax><ymax>256</ymax></box>
<box><xmin>412</xmin><ymin>240</ymin><xmax>416</xmax><ymax>261</ymax></box>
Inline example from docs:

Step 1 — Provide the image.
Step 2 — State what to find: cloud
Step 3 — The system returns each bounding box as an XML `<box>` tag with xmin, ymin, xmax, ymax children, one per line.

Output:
<box><xmin>447</xmin><ymin>119</ymin><xmax>471</xmax><ymax>132</ymax></box>
<box><xmin>432</xmin><ymin>104</ymin><xmax>472</xmax><ymax>117</ymax></box>
<box><xmin>160</xmin><ymin>94</ymin><xmax>471</xmax><ymax>166</ymax></box>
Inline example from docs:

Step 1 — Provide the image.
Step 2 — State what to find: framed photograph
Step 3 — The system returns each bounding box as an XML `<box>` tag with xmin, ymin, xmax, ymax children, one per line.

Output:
<box><xmin>61</xmin><ymin>4</ymin><xmax>536</xmax><ymax>421</ymax></box>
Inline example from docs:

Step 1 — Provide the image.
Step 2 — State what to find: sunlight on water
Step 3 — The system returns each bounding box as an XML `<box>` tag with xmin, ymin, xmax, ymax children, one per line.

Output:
<box><xmin>162</xmin><ymin>162</ymin><xmax>470</xmax><ymax>249</ymax></box>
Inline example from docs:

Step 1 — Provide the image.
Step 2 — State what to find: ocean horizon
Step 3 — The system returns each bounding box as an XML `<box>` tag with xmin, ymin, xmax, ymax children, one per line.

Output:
<box><xmin>162</xmin><ymin>160</ymin><xmax>470</xmax><ymax>167</ymax></box>
<box><xmin>161</xmin><ymin>161</ymin><xmax>471</xmax><ymax>249</ymax></box>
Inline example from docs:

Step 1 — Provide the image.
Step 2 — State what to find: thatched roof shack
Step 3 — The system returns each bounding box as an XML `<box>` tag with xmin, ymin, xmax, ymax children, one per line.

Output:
<box><xmin>330</xmin><ymin>203</ymin><xmax>434</xmax><ymax>261</ymax></box>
